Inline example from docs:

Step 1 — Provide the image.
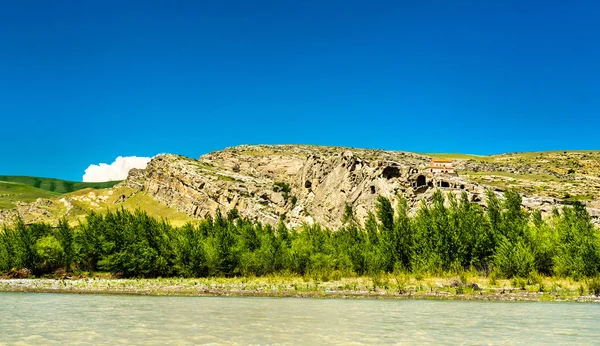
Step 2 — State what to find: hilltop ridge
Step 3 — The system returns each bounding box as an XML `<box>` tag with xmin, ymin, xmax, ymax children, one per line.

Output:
<box><xmin>1</xmin><ymin>145</ymin><xmax>599</xmax><ymax>227</ymax></box>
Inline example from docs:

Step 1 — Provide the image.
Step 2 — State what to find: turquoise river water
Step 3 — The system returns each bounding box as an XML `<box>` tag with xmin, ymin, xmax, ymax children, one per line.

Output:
<box><xmin>0</xmin><ymin>293</ymin><xmax>599</xmax><ymax>345</ymax></box>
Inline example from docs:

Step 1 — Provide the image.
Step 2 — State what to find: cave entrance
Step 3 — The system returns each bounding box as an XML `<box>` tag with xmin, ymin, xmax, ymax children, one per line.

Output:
<box><xmin>416</xmin><ymin>175</ymin><xmax>426</xmax><ymax>187</ymax></box>
<box><xmin>382</xmin><ymin>166</ymin><xmax>400</xmax><ymax>179</ymax></box>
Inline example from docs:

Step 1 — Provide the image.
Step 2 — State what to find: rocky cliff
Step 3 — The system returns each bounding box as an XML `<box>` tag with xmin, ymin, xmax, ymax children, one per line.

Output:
<box><xmin>2</xmin><ymin>145</ymin><xmax>599</xmax><ymax>228</ymax></box>
<box><xmin>120</xmin><ymin>145</ymin><xmax>600</xmax><ymax>228</ymax></box>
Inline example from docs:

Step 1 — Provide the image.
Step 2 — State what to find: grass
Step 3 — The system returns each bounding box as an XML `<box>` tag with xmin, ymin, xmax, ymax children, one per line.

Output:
<box><xmin>237</xmin><ymin>149</ymin><xmax>305</xmax><ymax>157</ymax></box>
<box><xmin>232</xmin><ymin>145</ymin><xmax>313</xmax><ymax>158</ymax></box>
<box><xmin>425</xmin><ymin>153</ymin><xmax>494</xmax><ymax>162</ymax></box>
<box><xmin>215</xmin><ymin>174</ymin><xmax>242</xmax><ymax>183</ymax></box>
<box><xmin>428</xmin><ymin>150</ymin><xmax>600</xmax><ymax>172</ymax></box>
<box><xmin>107</xmin><ymin>193</ymin><xmax>196</xmax><ymax>226</ymax></box>
<box><xmin>0</xmin><ymin>177</ymin><xmax>196</xmax><ymax>226</ymax></box>
<box><xmin>463</xmin><ymin>171</ymin><xmax>562</xmax><ymax>182</ymax></box>
<box><xmin>0</xmin><ymin>181</ymin><xmax>60</xmax><ymax>209</ymax></box>
<box><xmin>0</xmin><ymin>176</ymin><xmax>121</xmax><ymax>194</ymax></box>
<box><xmin>1</xmin><ymin>274</ymin><xmax>598</xmax><ymax>302</ymax></box>
<box><xmin>563</xmin><ymin>194</ymin><xmax>594</xmax><ymax>202</ymax></box>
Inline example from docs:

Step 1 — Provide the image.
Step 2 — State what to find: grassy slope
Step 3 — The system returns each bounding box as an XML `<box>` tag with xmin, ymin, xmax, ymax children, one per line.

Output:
<box><xmin>0</xmin><ymin>177</ymin><xmax>194</xmax><ymax>225</ymax></box>
<box><xmin>429</xmin><ymin>151</ymin><xmax>600</xmax><ymax>199</ymax></box>
<box><xmin>63</xmin><ymin>186</ymin><xmax>195</xmax><ymax>226</ymax></box>
<box><xmin>0</xmin><ymin>182</ymin><xmax>61</xmax><ymax>209</ymax></box>
<box><xmin>110</xmin><ymin>193</ymin><xmax>196</xmax><ymax>227</ymax></box>
<box><xmin>429</xmin><ymin>151</ymin><xmax>600</xmax><ymax>175</ymax></box>
<box><xmin>0</xmin><ymin>176</ymin><xmax>121</xmax><ymax>194</ymax></box>
<box><xmin>426</xmin><ymin>153</ymin><xmax>495</xmax><ymax>161</ymax></box>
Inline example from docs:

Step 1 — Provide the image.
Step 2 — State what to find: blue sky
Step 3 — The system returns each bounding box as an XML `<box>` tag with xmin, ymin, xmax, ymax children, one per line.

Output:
<box><xmin>1</xmin><ymin>1</ymin><xmax>599</xmax><ymax>181</ymax></box>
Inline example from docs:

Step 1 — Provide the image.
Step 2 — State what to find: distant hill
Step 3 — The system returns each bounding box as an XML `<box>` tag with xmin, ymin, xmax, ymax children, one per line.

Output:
<box><xmin>0</xmin><ymin>176</ymin><xmax>121</xmax><ymax>210</ymax></box>
<box><xmin>0</xmin><ymin>176</ymin><xmax>120</xmax><ymax>194</ymax></box>
<box><xmin>0</xmin><ymin>181</ymin><xmax>60</xmax><ymax>209</ymax></box>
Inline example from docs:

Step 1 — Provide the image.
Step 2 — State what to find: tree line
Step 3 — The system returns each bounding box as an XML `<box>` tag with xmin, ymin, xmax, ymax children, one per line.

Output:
<box><xmin>1</xmin><ymin>190</ymin><xmax>599</xmax><ymax>279</ymax></box>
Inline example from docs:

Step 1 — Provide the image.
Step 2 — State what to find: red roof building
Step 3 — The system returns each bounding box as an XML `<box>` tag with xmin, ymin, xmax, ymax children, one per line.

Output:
<box><xmin>429</xmin><ymin>158</ymin><xmax>454</xmax><ymax>174</ymax></box>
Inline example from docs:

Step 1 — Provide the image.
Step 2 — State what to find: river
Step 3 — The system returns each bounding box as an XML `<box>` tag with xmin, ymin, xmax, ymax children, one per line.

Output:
<box><xmin>1</xmin><ymin>293</ymin><xmax>598</xmax><ymax>345</ymax></box>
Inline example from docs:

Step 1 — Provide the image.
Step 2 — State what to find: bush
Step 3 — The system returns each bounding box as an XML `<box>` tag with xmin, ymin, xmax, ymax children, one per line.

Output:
<box><xmin>273</xmin><ymin>182</ymin><xmax>290</xmax><ymax>193</ymax></box>
<box><xmin>494</xmin><ymin>238</ymin><xmax>535</xmax><ymax>278</ymax></box>
<box><xmin>35</xmin><ymin>236</ymin><xmax>64</xmax><ymax>272</ymax></box>
<box><xmin>273</xmin><ymin>182</ymin><xmax>291</xmax><ymax>200</ymax></box>
<box><xmin>588</xmin><ymin>277</ymin><xmax>600</xmax><ymax>296</ymax></box>
<box><xmin>511</xmin><ymin>277</ymin><xmax>527</xmax><ymax>290</ymax></box>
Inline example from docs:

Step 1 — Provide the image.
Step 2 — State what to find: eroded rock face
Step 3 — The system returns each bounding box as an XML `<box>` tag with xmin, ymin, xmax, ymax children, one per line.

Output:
<box><xmin>0</xmin><ymin>209</ymin><xmax>19</xmax><ymax>226</ymax></box>
<box><xmin>123</xmin><ymin>145</ymin><xmax>591</xmax><ymax>229</ymax></box>
<box><xmin>453</xmin><ymin>160</ymin><xmax>568</xmax><ymax>179</ymax></box>
<box><xmin>2</xmin><ymin>145</ymin><xmax>598</xmax><ymax>228</ymax></box>
<box><xmin>0</xmin><ymin>198</ymin><xmax>59</xmax><ymax>226</ymax></box>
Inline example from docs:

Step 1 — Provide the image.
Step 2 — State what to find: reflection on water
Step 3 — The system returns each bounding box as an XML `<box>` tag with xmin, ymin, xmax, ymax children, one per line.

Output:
<box><xmin>0</xmin><ymin>293</ymin><xmax>599</xmax><ymax>345</ymax></box>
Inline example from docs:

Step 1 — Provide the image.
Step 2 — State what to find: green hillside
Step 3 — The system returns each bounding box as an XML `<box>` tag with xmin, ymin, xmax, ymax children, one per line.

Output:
<box><xmin>0</xmin><ymin>176</ymin><xmax>120</xmax><ymax>194</ymax></box>
<box><xmin>428</xmin><ymin>151</ymin><xmax>600</xmax><ymax>176</ymax></box>
<box><xmin>0</xmin><ymin>181</ymin><xmax>61</xmax><ymax>209</ymax></box>
<box><xmin>0</xmin><ymin>176</ymin><xmax>122</xmax><ymax>210</ymax></box>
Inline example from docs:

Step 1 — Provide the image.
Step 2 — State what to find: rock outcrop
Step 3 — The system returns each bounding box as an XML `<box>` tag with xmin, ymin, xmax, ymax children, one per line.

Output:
<box><xmin>119</xmin><ymin>145</ymin><xmax>599</xmax><ymax>228</ymax></box>
<box><xmin>2</xmin><ymin>145</ymin><xmax>599</xmax><ymax>228</ymax></box>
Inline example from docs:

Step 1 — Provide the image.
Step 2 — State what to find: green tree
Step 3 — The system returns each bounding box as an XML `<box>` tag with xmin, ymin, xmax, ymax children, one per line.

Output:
<box><xmin>554</xmin><ymin>203</ymin><xmax>600</xmax><ymax>278</ymax></box>
<box><xmin>56</xmin><ymin>217</ymin><xmax>74</xmax><ymax>270</ymax></box>
<box><xmin>35</xmin><ymin>235</ymin><xmax>64</xmax><ymax>273</ymax></box>
<box><xmin>342</xmin><ymin>203</ymin><xmax>356</xmax><ymax>226</ymax></box>
<box><xmin>376</xmin><ymin>196</ymin><xmax>394</xmax><ymax>232</ymax></box>
<box><xmin>392</xmin><ymin>197</ymin><xmax>413</xmax><ymax>271</ymax></box>
<box><xmin>16</xmin><ymin>217</ymin><xmax>38</xmax><ymax>270</ymax></box>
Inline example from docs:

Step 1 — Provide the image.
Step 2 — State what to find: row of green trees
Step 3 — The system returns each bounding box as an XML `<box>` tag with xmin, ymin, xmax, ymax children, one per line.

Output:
<box><xmin>1</xmin><ymin>190</ymin><xmax>599</xmax><ymax>279</ymax></box>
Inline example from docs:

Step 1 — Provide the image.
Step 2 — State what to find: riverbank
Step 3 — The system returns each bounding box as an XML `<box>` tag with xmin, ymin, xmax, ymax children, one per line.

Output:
<box><xmin>2</xmin><ymin>275</ymin><xmax>600</xmax><ymax>302</ymax></box>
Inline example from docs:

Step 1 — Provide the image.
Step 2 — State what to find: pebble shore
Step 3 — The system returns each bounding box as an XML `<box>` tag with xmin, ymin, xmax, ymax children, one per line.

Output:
<box><xmin>2</xmin><ymin>277</ymin><xmax>599</xmax><ymax>303</ymax></box>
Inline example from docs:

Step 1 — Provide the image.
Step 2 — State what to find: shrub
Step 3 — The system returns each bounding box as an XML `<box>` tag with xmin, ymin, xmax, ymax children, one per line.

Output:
<box><xmin>494</xmin><ymin>238</ymin><xmax>535</xmax><ymax>278</ymax></box>
<box><xmin>588</xmin><ymin>277</ymin><xmax>600</xmax><ymax>296</ymax></box>
<box><xmin>488</xmin><ymin>271</ymin><xmax>498</xmax><ymax>286</ymax></box>
<box><xmin>273</xmin><ymin>182</ymin><xmax>290</xmax><ymax>193</ymax></box>
<box><xmin>511</xmin><ymin>277</ymin><xmax>527</xmax><ymax>290</ymax></box>
<box><xmin>273</xmin><ymin>182</ymin><xmax>291</xmax><ymax>201</ymax></box>
<box><xmin>35</xmin><ymin>236</ymin><xmax>64</xmax><ymax>272</ymax></box>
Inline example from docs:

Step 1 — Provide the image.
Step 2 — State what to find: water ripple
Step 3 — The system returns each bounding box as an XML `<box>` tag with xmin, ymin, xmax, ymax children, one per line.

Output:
<box><xmin>0</xmin><ymin>294</ymin><xmax>598</xmax><ymax>345</ymax></box>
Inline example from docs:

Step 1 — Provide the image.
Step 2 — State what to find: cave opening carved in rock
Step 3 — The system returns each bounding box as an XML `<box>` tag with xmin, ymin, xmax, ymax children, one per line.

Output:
<box><xmin>416</xmin><ymin>175</ymin><xmax>427</xmax><ymax>187</ymax></box>
<box><xmin>382</xmin><ymin>166</ymin><xmax>400</xmax><ymax>179</ymax></box>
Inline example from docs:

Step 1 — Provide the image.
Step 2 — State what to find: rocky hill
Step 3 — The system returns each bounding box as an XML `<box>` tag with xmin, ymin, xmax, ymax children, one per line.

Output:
<box><xmin>2</xmin><ymin>145</ymin><xmax>600</xmax><ymax>228</ymax></box>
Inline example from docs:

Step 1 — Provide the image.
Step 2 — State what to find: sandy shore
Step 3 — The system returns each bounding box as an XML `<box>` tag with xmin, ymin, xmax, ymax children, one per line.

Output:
<box><xmin>1</xmin><ymin>276</ymin><xmax>599</xmax><ymax>302</ymax></box>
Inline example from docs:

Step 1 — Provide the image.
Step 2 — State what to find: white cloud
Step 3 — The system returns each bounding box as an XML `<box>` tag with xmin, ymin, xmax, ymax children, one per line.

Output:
<box><xmin>83</xmin><ymin>156</ymin><xmax>152</xmax><ymax>182</ymax></box>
